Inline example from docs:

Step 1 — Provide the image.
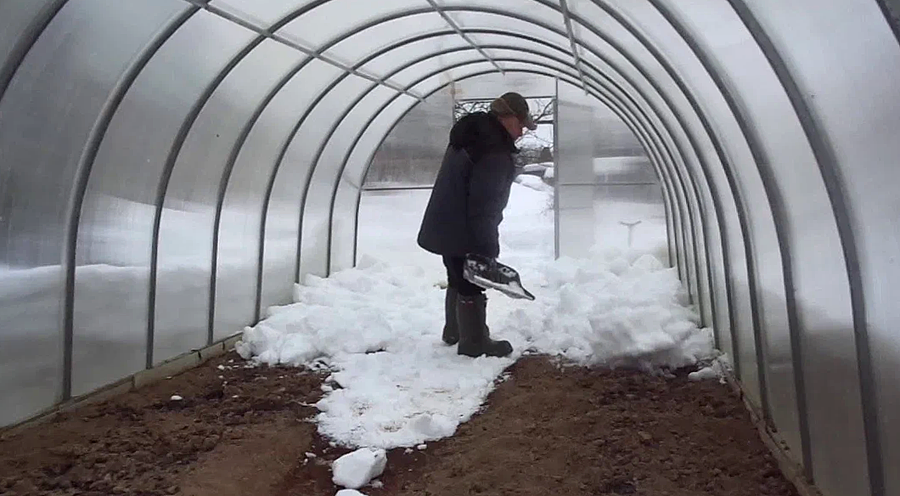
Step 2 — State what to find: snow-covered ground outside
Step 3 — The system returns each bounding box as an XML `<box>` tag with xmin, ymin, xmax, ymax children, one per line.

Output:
<box><xmin>237</xmin><ymin>179</ymin><xmax>727</xmax><ymax>491</ymax></box>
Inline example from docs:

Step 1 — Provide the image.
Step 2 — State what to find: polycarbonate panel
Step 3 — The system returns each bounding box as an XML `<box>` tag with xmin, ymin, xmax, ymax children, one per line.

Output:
<box><xmin>324</xmin><ymin>13</ymin><xmax>454</xmax><ymax>68</ymax></box>
<box><xmin>562</xmin><ymin>1</ymin><xmax>721</xmax><ymax>333</ymax></box>
<box><xmin>444</xmin><ymin>11</ymin><xmax>572</xmax><ymax>56</ymax></box>
<box><xmin>157</xmin><ymin>36</ymin><xmax>305</xmax><ymax>364</ymax></box>
<box><xmin>209</xmin><ymin>0</ymin><xmax>311</xmax><ymax>26</ymax></box>
<box><xmin>576</xmin><ymin>63</ymin><xmax>700</xmax><ymax>313</ymax></box>
<box><xmin>663</xmin><ymin>0</ymin><xmax>856</xmax><ymax>482</ymax></box>
<box><xmin>467</xmin><ymin>32</ymin><xmax>572</xmax><ymax>66</ymax></box>
<box><xmin>0</xmin><ymin>0</ymin><xmax>184</xmax><ymax>425</ymax></box>
<box><xmin>355</xmin><ymin>189</ymin><xmax>436</xmax><ymax>268</ymax></box>
<box><xmin>252</xmin><ymin>59</ymin><xmax>346</xmax><ymax>316</ymax></box>
<box><xmin>277</xmin><ymin>0</ymin><xmax>435</xmax><ymax>55</ymax></box>
<box><xmin>331</xmin><ymin>95</ymin><xmax>422</xmax><ymax>273</ymax></box>
<box><xmin>451</xmin><ymin>71</ymin><xmax>560</xmax><ymax>100</ymax></box>
<box><xmin>744</xmin><ymin>2</ymin><xmax>900</xmax><ymax>494</ymax></box>
<box><xmin>300</xmin><ymin>84</ymin><xmax>397</xmax><ymax>277</ymax></box>
<box><xmin>211</xmin><ymin>41</ymin><xmax>307</xmax><ymax>345</ymax></box>
<box><xmin>627</xmin><ymin>0</ymin><xmax>796</xmax><ymax>469</ymax></box>
<box><xmin>354</xmin><ymin>33</ymin><xmax>468</xmax><ymax>78</ymax></box>
<box><xmin>0</xmin><ymin>0</ymin><xmax>55</xmax><ymax>73</ymax></box>
<box><xmin>72</xmin><ymin>10</ymin><xmax>254</xmax><ymax>395</ymax></box>
<box><xmin>555</xmin><ymin>99</ymin><xmax>596</xmax><ymax>259</ymax></box>
<box><xmin>572</xmin><ymin>2</ymin><xmax>756</xmax><ymax>408</ymax></box>
<box><xmin>265</xmin><ymin>74</ymin><xmax>371</xmax><ymax>290</ymax></box>
<box><xmin>363</xmin><ymin>89</ymin><xmax>454</xmax><ymax>188</ymax></box>
<box><xmin>566</xmin><ymin>1</ymin><xmax>724</xmax><ymax>324</ymax></box>
<box><xmin>388</xmin><ymin>50</ymin><xmax>495</xmax><ymax>88</ymax></box>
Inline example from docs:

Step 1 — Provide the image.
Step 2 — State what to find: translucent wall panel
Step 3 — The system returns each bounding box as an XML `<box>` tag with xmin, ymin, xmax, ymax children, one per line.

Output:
<box><xmin>740</xmin><ymin>2</ymin><xmax>900</xmax><ymax>495</ymax></box>
<box><xmin>0</xmin><ymin>0</ymin><xmax>184</xmax><ymax>424</ymax></box>
<box><xmin>210</xmin><ymin>41</ymin><xmax>307</xmax><ymax>345</ymax></box>
<box><xmin>659</xmin><ymin>1</ymin><xmax>862</xmax><ymax>486</ymax></box>
<box><xmin>0</xmin><ymin>0</ymin><xmax>56</xmax><ymax>78</ymax></box>
<box><xmin>278</xmin><ymin>0</ymin><xmax>444</xmax><ymax>55</ymax></box>
<box><xmin>301</xmin><ymin>84</ymin><xmax>397</xmax><ymax>277</ymax></box>
<box><xmin>364</xmin><ymin>90</ymin><xmax>454</xmax><ymax>188</ymax></box>
<box><xmin>555</xmin><ymin>99</ymin><xmax>596</xmax><ymax>259</ymax></box>
<box><xmin>72</xmin><ymin>10</ymin><xmax>253</xmax><ymax>395</ymax></box>
<box><xmin>331</xmin><ymin>95</ymin><xmax>422</xmax><ymax>273</ymax></box>
<box><xmin>266</xmin><ymin>74</ymin><xmax>370</xmax><ymax>286</ymax></box>
<box><xmin>210</xmin><ymin>0</ymin><xmax>306</xmax><ymax>27</ymax></box>
<box><xmin>355</xmin><ymin>33</ymin><xmax>469</xmax><ymax>79</ymax></box>
<box><xmin>256</xmin><ymin>60</ymin><xmax>344</xmax><ymax>316</ymax></box>
<box><xmin>353</xmin><ymin>189</ymin><xmax>435</xmax><ymax>268</ymax></box>
<box><xmin>156</xmin><ymin>34</ymin><xmax>295</xmax><ymax>362</ymax></box>
<box><xmin>451</xmin><ymin>71</ymin><xmax>560</xmax><ymax>100</ymax></box>
<box><xmin>324</xmin><ymin>14</ymin><xmax>454</xmax><ymax>69</ymax></box>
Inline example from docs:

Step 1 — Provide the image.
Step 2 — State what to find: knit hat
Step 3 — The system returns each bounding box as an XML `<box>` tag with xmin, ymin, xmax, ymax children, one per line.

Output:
<box><xmin>490</xmin><ymin>92</ymin><xmax>537</xmax><ymax>130</ymax></box>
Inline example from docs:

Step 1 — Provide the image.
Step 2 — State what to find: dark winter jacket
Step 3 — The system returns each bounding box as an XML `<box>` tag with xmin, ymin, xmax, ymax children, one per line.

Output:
<box><xmin>417</xmin><ymin>111</ymin><xmax>518</xmax><ymax>258</ymax></box>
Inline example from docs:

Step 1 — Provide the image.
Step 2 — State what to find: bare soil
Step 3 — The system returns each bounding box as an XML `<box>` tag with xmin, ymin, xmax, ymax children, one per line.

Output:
<box><xmin>0</xmin><ymin>352</ymin><xmax>799</xmax><ymax>496</ymax></box>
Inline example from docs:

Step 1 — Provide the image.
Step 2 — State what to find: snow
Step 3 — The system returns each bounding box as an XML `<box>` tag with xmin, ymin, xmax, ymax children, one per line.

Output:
<box><xmin>331</xmin><ymin>448</ymin><xmax>387</xmax><ymax>489</ymax></box>
<box><xmin>336</xmin><ymin>490</ymin><xmax>367</xmax><ymax>496</ymax></box>
<box><xmin>688</xmin><ymin>355</ymin><xmax>731</xmax><ymax>383</ymax></box>
<box><xmin>236</xmin><ymin>182</ymin><xmax>721</xmax><ymax>456</ymax></box>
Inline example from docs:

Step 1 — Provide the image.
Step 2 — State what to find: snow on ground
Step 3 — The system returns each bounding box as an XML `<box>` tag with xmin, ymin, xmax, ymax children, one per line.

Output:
<box><xmin>236</xmin><ymin>181</ymin><xmax>722</xmax><ymax>465</ymax></box>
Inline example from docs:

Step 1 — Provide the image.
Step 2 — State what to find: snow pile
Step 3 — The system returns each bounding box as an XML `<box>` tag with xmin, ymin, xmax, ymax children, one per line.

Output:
<box><xmin>332</xmin><ymin>448</ymin><xmax>386</xmax><ymax>489</ymax></box>
<box><xmin>336</xmin><ymin>490</ymin><xmax>367</xmax><ymax>496</ymax></box>
<box><xmin>688</xmin><ymin>355</ymin><xmax>731</xmax><ymax>383</ymax></box>
<box><xmin>236</xmin><ymin>250</ymin><xmax>716</xmax><ymax>451</ymax></box>
<box><xmin>234</xmin><ymin>178</ymin><xmax>718</xmax><ymax>478</ymax></box>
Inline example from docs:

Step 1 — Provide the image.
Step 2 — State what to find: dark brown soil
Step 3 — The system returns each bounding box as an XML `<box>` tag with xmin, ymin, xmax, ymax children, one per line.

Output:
<box><xmin>0</xmin><ymin>353</ymin><xmax>326</xmax><ymax>496</ymax></box>
<box><xmin>0</xmin><ymin>353</ymin><xmax>800</xmax><ymax>496</ymax></box>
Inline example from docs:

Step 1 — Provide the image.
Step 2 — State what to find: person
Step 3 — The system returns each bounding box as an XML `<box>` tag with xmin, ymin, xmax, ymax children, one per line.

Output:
<box><xmin>417</xmin><ymin>92</ymin><xmax>536</xmax><ymax>358</ymax></box>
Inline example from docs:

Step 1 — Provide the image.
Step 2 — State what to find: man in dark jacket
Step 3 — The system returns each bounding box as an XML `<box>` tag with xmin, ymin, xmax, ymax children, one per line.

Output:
<box><xmin>417</xmin><ymin>92</ymin><xmax>536</xmax><ymax>358</ymax></box>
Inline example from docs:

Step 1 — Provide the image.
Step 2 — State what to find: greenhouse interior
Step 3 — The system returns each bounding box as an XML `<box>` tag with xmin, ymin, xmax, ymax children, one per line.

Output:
<box><xmin>1</xmin><ymin>1</ymin><xmax>898</xmax><ymax>495</ymax></box>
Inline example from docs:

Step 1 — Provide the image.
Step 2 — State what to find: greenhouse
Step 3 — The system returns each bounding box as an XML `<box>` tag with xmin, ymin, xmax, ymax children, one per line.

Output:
<box><xmin>0</xmin><ymin>1</ymin><xmax>898</xmax><ymax>495</ymax></box>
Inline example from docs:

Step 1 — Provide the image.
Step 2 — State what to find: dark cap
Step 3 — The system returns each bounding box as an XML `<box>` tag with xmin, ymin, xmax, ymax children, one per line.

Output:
<box><xmin>490</xmin><ymin>92</ymin><xmax>537</xmax><ymax>130</ymax></box>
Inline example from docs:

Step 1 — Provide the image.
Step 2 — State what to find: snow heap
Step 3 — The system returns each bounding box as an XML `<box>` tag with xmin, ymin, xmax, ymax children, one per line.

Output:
<box><xmin>235</xmin><ymin>249</ymin><xmax>718</xmax><ymax>451</ymax></box>
<box><xmin>233</xmin><ymin>180</ymin><xmax>724</xmax><ymax>490</ymax></box>
<box><xmin>332</xmin><ymin>448</ymin><xmax>386</xmax><ymax>489</ymax></box>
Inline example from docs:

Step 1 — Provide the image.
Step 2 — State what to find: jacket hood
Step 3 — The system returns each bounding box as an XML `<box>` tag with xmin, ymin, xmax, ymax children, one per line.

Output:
<box><xmin>448</xmin><ymin>111</ymin><xmax>518</xmax><ymax>159</ymax></box>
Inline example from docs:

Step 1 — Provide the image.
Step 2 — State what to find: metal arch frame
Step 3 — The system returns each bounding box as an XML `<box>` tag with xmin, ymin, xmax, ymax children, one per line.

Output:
<box><xmin>726</xmin><ymin>2</ymin><xmax>883</xmax><ymax>493</ymax></box>
<box><xmin>252</xmin><ymin>4</ymin><xmax>713</xmax><ymax>322</ymax></box>
<box><xmin>181</xmin><ymin>0</ymin><xmax>423</xmax><ymax>100</ymax></box>
<box><xmin>875</xmin><ymin>0</ymin><xmax>900</xmax><ymax>44</ymax></box>
<box><xmin>243</xmin><ymin>6</ymin><xmax>709</xmax><ymax>322</ymax></box>
<box><xmin>580</xmin><ymin>0</ymin><xmax>776</xmax><ymax>431</ymax></box>
<box><xmin>552</xmin><ymin>0</ymin><xmax>757</xmax><ymax>397</ymax></box>
<box><xmin>350</xmin><ymin>69</ymin><xmax>580</xmax><ymax>265</ymax></box>
<box><xmin>0</xmin><ymin>0</ymin><xmax>68</xmax><ymax>102</ymax></box>
<box><xmin>646</xmin><ymin>0</ymin><xmax>812</xmax><ymax>477</ymax></box>
<box><xmin>317</xmin><ymin>48</ymin><xmax>690</xmax><ymax>279</ymax></box>
<box><xmin>333</xmin><ymin>26</ymin><xmax>685</xmax><ymax>269</ymax></box>
<box><xmin>348</xmin><ymin>68</ymin><xmax>675</xmax><ymax>269</ymax></box>
<box><xmin>427</xmin><ymin>4</ymin><xmax>715</xmax><ymax>325</ymax></box>
<box><xmin>333</xmin><ymin>55</ymin><xmax>688</xmax><ymax>286</ymax></box>
<box><xmin>430</xmin><ymin>3</ymin><xmax>716</xmax><ymax>322</ymax></box>
<box><xmin>0</xmin><ymin>0</ymin><xmax>744</xmax><ymax>408</ymax></box>
<box><xmin>148</xmin><ymin>34</ymin><xmax>269</xmax><ymax>368</ymax></box>
<box><xmin>573</xmin><ymin>0</ymin><xmax>765</xmax><ymax>409</ymax></box>
<box><xmin>558</xmin><ymin>0</ymin><xmax>589</xmax><ymax>94</ymax></box>
<box><xmin>60</xmin><ymin>5</ymin><xmax>200</xmax><ymax>401</ymax></box>
<box><xmin>11</xmin><ymin>0</ymin><xmax>717</xmax><ymax>406</ymax></box>
<box><xmin>425</xmin><ymin>0</ymin><xmax>504</xmax><ymax>74</ymax></box>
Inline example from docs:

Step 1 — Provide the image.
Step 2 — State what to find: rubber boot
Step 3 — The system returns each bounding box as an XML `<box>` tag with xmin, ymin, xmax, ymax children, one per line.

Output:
<box><xmin>456</xmin><ymin>293</ymin><xmax>513</xmax><ymax>358</ymax></box>
<box><xmin>442</xmin><ymin>287</ymin><xmax>459</xmax><ymax>345</ymax></box>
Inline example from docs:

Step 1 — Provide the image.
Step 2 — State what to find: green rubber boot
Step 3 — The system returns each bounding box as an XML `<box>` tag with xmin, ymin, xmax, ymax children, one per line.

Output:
<box><xmin>456</xmin><ymin>293</ymin><xmax>512</xmax><ymax>358</ymax></box>
<box><xmin>442</xmin><ymin>287</ymin><xmax>459</xmax><ymax>345</ymax></box>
